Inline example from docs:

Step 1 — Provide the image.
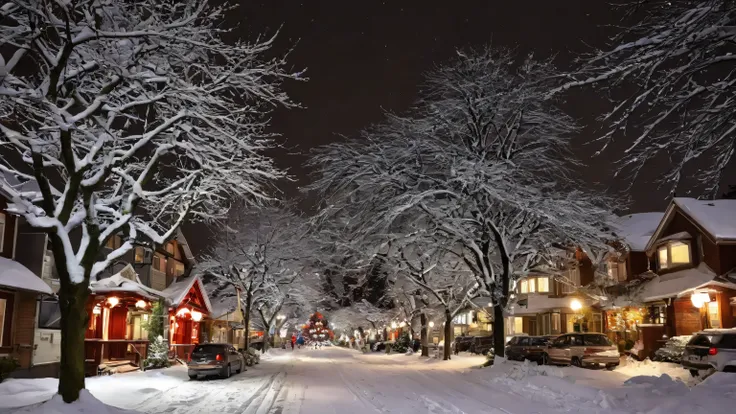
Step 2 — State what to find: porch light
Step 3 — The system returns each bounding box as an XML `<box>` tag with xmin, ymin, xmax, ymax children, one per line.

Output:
<box><xmin>107</xmin><ymin>297</ymin><xmax>119</xmax><ymax>307</ymax></box>
<box><xmin>429</xmin><ymin>321</ymin><xmax>435</xmax><ymax>328</ymax></box>
<box><xmin>135</xmin><ymin>300</ymin><xmax>147</xmax><ymax>309</ymax></box>
<box><xmin>691</xmin><ymin>292</ymin><xmax>711</xmax><ymax>308</ymax></box>
<box><xmin>570</xmin><ymin>298</ymin><xmax>582</xmax><ymax>312</ymax></box>
<box><xmin>399</xmin><ymin>321</ymin><xmax>406</xmax><ymax>328</ymax></box>
<box><xmin>191</xmin><ymin>310</ymin><xmax>203</xmax><ymax>322</ymax></box>
<box><xmin>93</xmin><ymin>306</ymin><xmax>102</xmax><ymax>315</ymax></box>
<box><xmin>391</xmin><ymin>321</ymin><xmax>397</xmax><ymax>329</ymax></box>
<box><xmin>176</xmin><ymin>308</ymin><xmax>190</xmax><ymax>317</ymax></box>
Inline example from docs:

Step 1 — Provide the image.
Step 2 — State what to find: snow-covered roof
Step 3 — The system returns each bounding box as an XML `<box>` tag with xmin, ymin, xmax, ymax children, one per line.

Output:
<box><xmin>511</xmin><ymin>294</ymin><xmax>594</xmax><ymax>315</ymax></box>
<box><xmin>90</xmin><ymin>272</ymin><xmax>164</xmax><ymax>300</ymax></box>
<box><xmin>668</xmin><ymin>198</ymin><xmax>736</xmax><ymax>243</ymax></box>
<box><xmin>610</xmin><ymin>212</ymin><xmax>665</xmax><ymax>252</ymax></box>
<box><xmin>0</xmin><ymin>257</ymin><xmax>53</xmax><ymax>294</ymax></box>
<box><xmin>160</xmin><ymin>274</ymin><xmax>212</xmax><ymax>314</ymax></box>
<box><xmin>638</xmin><ymin>263</ymin><xmax>721</xmax><ymax>302</ymax></box>
<box><xmin>175</xmin><ymin>228</ymin><xmax>196</xmax><ymax>265</ymax></box>
<box><xmin>203</xmin><ymin>280</ymin><xmax>241</xmax><ymax>321</ymax></box>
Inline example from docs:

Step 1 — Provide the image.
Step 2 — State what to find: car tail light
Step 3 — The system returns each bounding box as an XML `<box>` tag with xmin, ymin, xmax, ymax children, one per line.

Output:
<box><xmin>708</xmin><ymin>347</ymin><xmax>718</xmax><ymax>356</ymax></box>
<box><xmin>216</xmin><ymin>354</ymin><xmax>222</xmax><ymax>361</ymax></box>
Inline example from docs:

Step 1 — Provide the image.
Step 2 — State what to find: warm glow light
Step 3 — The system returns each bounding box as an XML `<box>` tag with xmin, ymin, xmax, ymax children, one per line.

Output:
<box><xmin>691</xmin><ymin>292</ymin><xmax>711</xmax><ymax>308</ymax></box>
<box><xmin>391</xmin><ymin>321</ymin><xmax>397</xmax><ymax>329</ymax></box>
<box><xmin>135</xmin><ymin>300</ymin><xmax>147</xmax><ymax>309</ymax></box>
<box><xmin>570</xmin><ymin>299</ymin><xmax>582</xmax><ymax>312</ymax></box>
<box><xmin>143</xmin><ymin>314</ymin><xmax>149</xmax><ymax>321</ymax></box>
<box><xmin>277</xmin><ymin>314</ymin><xmax>286</xmax><ymax>320</ymax></box>
<box><xmin>429</xmin><ymin>321</ymin><xmax>435</xmax><ymax>328</ymax></box>
<box><xmin>191</xmin><ymin>310</ymin><xmax>203</xmax><ymax>322</ymax></box>
<box><xmin>176</xmin><ymin>308</ymin><xmax>191</xmax><ymax>317</ymax></box>
<box><xmin>93</xmin><ymin>306</ymin><xmax>101</xmax><ymax>315</ymax></box>
<box><xmin>107</xmin><ymin>297</ymin><xmax>119</xmax><ymax>307</ymax></box>
<box><xmin>399</xmin><ymin>321</ymin><xmax>406</xmax><ymax>328</ymax></box>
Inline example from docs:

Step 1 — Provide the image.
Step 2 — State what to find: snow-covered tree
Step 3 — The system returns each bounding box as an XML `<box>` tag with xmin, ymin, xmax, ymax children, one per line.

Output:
<box><xmin>0</xmin><ymin>0</ymin><xmax>300</xmax><ymax>401</ymax></box>
<box><xmin>309</xmin><ymin>47</ymin><xmax>615</xmax><ymax>357</ymax></box>
<box><xmin>202</xmin><ymin>206</ymin><xmax>313</xmax><ymax>350</ymax></box>
<box><xmin>554</xmin><ymin>0</ymin><xmax>736</xmax><ymax>196</ymax></box>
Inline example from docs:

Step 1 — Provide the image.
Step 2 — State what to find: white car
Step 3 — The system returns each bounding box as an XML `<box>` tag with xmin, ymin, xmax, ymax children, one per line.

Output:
<box><xmin>681</xmin><ymin>330</ymin><xmax>736</xmax><ymax>376</ymax></box>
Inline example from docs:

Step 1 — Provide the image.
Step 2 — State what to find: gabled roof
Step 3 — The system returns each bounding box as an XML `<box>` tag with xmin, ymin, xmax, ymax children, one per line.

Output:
<box><xmin>610</xmin><ymin>212</ymin><xmax>665</xmax><ymax>252</ymax></box>
<box><xmin>160</xmin><ymin>274</ymin><xmax>212</xmax><ymax>314</ymax></box>
<box><xmin>646</xmin><ymin>198</ymin><xmax>736</xmax><ymax>250</ymax></box>
<box><xmin>90</xmin><ymin>270</ymin><xmax>164</xmax><ymax>301</ymax></box>
<box><xmin>637</xmin><ymin>263</ymin><xmax>723</xmax><ymax>302</ymax></box>
<box><xmin>175</xmin><ymin>228</ymin><xmax>196</xmax><ymax>265</ymax></box>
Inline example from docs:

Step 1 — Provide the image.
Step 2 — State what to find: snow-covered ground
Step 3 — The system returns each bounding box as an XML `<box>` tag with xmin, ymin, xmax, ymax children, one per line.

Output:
<box><xmin>1</xmin><ymin>348</ymin><xmax>734</xmax><ymax>413</ymax></box>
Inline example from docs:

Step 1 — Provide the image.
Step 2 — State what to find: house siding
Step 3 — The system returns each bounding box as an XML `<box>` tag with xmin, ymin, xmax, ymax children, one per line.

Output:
<box><xmin>658</xmin><ymin>209</ymin><xmax>725</xmax><ymax>273</ymax></box>
<box><xmin>627</xmin><ymin>251</ymin><xmax>650</xmax><ymax>279</ymax></box>
<box><xmin>673</xmin><ymin>298</ymin><xmax>702</xmax><ymax>335</ymax></box>
<box><xmin>12</xmin><ymin>291</ymin><xmax>37</xmax><ymax>369</ymax></box>
<box><xmin>719</xmin><ymin>245</ymin><xmax>736</xmax><ymax>276</ymax></box>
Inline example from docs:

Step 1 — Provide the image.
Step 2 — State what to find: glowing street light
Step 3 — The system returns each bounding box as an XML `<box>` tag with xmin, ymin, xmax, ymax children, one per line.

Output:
<box><xmin>429</xmin><ymin>321</ymin><xmax>435</xmax><ymax>328</ymax></box>
<box><xmin>570</xmin><ymin>299</ymin><xmax>583</xmax><ymax>312</ymax></box>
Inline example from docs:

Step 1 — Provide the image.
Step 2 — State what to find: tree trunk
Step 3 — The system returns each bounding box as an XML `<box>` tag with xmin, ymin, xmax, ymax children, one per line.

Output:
<box><xmin>493</xmin><ymin>305</ymin><xmax>505</xmax><ymax>358</ymax></box>
<box><xmin>443</xmin><ymin>309</ymin><xmax>452</xmax><ymax>361</ymax></box>
<box><xmin>242</xmin><ymin>288</ymin><xmax>252</xmax><ymax>349</ymax></box>
<box><xmin>420</xmin><ymin>313</ymin><xmax>429</xmax><ymax>357</ymax></box>
<box><xmin>58</xmin><ymin>276</ymin><xmax>90</xmax><ymax>402</ymax></box>
<box><xmin>262</xmin><ymin>331</ymin><xmax>270</xmax><ymax>352</ymax></box>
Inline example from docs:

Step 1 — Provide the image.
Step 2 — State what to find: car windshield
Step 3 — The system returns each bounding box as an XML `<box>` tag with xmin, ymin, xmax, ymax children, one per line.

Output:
<box><xmin>192</xmin><ymin>344</ymin><xmax>224</xmax><ymax>355</ymax></box>
<box><xmin>584</xmin><ymin>335</ymin><xmax>612</xmax><ymax>346</ymax></box>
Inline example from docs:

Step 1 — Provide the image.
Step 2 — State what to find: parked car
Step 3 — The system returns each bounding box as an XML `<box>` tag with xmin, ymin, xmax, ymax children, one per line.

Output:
<box><xmin>454</xmin><ymin>336</ymin><xmax>475</xmax><ymax>353</ymax></box>
<box><xmin>505</xmin><ymin>336</ymin><xmax>554</xmax><ymax>362</ymax></box>
<box><xmin>542</xmin><ymin>333</ymin><xmax>619</xmax><ymax>370</ymax></box>
<box><xmin>187</xmin><ymin>343</ymin><xmax>245</xmax><ymax>380</ymax></box>
<box><xmin>681</xmin><ymin>330</ymin><xmax>736</xmax><ymax>376</ymax></box>
<box><xmin>470</xmin><ymin>335</ymin><xmax>494</xmax><ymax>355</ymax></box>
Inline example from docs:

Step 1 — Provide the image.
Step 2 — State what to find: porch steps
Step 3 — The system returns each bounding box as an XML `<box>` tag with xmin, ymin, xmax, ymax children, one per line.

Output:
<box><xmin>98</xmin><ymin>360</ymin><xmax>141</xmax><ymax>375</ymax></box>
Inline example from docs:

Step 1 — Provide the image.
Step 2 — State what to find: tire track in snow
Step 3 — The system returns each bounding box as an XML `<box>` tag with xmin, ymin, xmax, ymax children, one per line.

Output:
<box><xmin>238</xmin><ymin>371</ymin><xmax>287</xmax><ymax>414</ymax></box>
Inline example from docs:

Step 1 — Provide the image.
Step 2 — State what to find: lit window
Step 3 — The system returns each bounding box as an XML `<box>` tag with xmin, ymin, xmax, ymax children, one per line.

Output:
<box><xmin>658</xmin><ymin>247</ymin><xmax>669</xmax><ymax>270</ymax></box>
<box><xmin>173</xmin><ymin>261</ymin><xmax>185</xmax><ymax>277</ymax></box>
<box><xmin>153</xmin><ymin>254</ymin><xmax>165</xmax><ymax>271</ymax></box>
<box><xmin>134</xmin><ymin>247</ymin><xmax>145</xmax><ymax>263</ymax></box>
<box><xmin>520</xmin><ymin>280</ymin><xmax>528</xmax><ymax>293</ymax></box>
<box><xmin>165</xmin><ymin>242</ymin><xmax>175</xmax><ymax>255</ymax></box>
<box><xmin>552</xmin><ymin>313</ymin><xmax>561</xmax><ymax>333</ymax></box>
<box><xmin>537</xmin><ymin>278</ymin><xmax>549</xmax><ymax>293</ymax></box>
<box><xmin>528</xmin><ymin>279</ymin><xmax>536</xmax><ymax>293</ymax></box>
<box><xmin>670</xmin><ymin>242</ymin><xmax>690</xmax><ymax>265</ymax></box>
<box><xmin>707</xmin><ymin>302</ymin><xmax>720</xmax><ymax>329</ymax></box>
<box><xmin>0</xmin><ymin>212</ymin><xmax>5</xmax><ymax>253</ymax></box>
<box><xmin>514</xmin><ymin>317</ymin><xmax>523</xmax><ymax>334</ymax></box>
<box><xmin>0</xmin><ymin>297</ymin><xmax>7</xmax><ymax>346</ymax></box>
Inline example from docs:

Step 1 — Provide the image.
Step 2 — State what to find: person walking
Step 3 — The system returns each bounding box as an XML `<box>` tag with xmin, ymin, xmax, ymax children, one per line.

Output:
<box><xmin>291</xmin><ymin>333</ymin><xmax>297</xmax><ymax>350</ymax></box>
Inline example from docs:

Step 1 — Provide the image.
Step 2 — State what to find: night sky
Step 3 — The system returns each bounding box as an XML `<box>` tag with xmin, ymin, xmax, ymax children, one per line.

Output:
<box><xmin>188</xmin><ymin>0</ymin><xmax>670</xmax><ymax>254</ymax></box>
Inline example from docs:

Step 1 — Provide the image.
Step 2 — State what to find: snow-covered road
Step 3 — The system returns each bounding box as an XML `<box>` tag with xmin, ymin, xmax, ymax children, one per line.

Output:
<box><xmin>2</xmin><ymin>347</ymin><xmax>735</xmax><ymax>414</ymax></box>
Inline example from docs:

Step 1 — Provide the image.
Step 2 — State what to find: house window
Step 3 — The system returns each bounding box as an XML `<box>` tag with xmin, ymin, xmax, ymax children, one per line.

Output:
<box><xmin>173</xmin><ymin>261</ymin><xmax>185</xmax><ymax>278</ymax></box>
<box><xmin>514</xmin><ymin>317</ymin><xmax>523</xmax><ymax>334</ymax></box>
<box><xmin>590</xmin><ymin>313</ymin><xmax>603</xmax><ymax>333</ymax></box>
<box><xmin>152</xmin><ymin>254</ymin><xmax>165</xmax><ymax>271</ymax></box>
<box><xmin>0</xmin><ymin>212</ymin><xmax>5</xmax><ymax>253</ymax></box>
<box><xmin>552</xmin><ymin>313</ymin><xmax>561</xmax><ymax>334</ymax></box>
<box><xmin>646</xmin><ymin>305</ymin><xmax>666</xmax><ymax>324</ymax></box>
<box><xmin>453</xmin><ymin>314</ymin><xmax>467</xmax><ymax>325</ymax></box>
<box><xmin>657</xmin><ymin>241</ymin><xmax>692</xmax><ymax>270</ymax></box>
<box><xmin>561</xmin><ymin>268</ymin><xmax>580</xmax><ymax>294</ymax></box>
<box><xmin>134</xmin><ymin>247</ymin><xmax>145</xmax><ymax>264</ymax></box>
<box><xmin>707</xmin><ymin>302</ymin><xmax>720</xmax><ymax>329</ymax></box>
<box><xmin>38</xmin><ymin>300</ymin><xmax>61</xmax><ymax>329</ymax></box>
<box><xmin>127</xmin><ymin>314</ymin><xmax>149</xmax><ymax>340</ymax></box>
<box><xmin>165</xmin><ymin>242</ymin><xmax>175</xmax><ymax>255</ymax></box>
<box><xmin>537</xmin><ymin>277</ymin><xmax>549</xmax><ymax>293</ymax></box>
<box><xmin>520</xmin><ymin>280</ymin><xmax>529</xmax><ymax>294</ymax></box>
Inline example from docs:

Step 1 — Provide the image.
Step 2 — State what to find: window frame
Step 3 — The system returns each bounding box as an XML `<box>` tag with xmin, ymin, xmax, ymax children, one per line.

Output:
<box><xmin>657</xmin><ymin>241</ymin><xmax>692</xmax><ymax>270</ymax></box>
<box><xmin>0</xmin><ymin>290</ymin><xmax>15</xmax><ymax>349</ymax></box>
<box><xmin>536</xmin><ymin>277</ymin><xmax>549</xmax><ymax>293</ymax></box>
<box><xmin>134</xmin><ymin>247</ymin><xmax>146</xmax><ymax>264</ymax></box>
<box><xmin>38</xmin><ymin>299</ymin><xmax>62</xmax><ymax>330</ymax></box>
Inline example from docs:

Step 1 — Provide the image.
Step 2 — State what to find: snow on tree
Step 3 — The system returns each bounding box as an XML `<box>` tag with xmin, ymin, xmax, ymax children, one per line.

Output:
<box><xmin>201</xmin><ymin>206</ymin><xmax>316</xmax><ymax>350</ymax></box>
<box><xmin>143</xmin><ymin>335</ymin><xmax>170</xmax><ymax>369</ymax></box>
<box><xmin>553</xmin><ymin>0</ymin><xmax>736</xmax><ymax>196</ymax></box>
<box><xmin>0</xmin><ymin>0</ymin><xmax>300</xmax><ymax>401</ymax></box>
<box><xmin>308</xmin><ymin>47</ymin><xmax>616</xmax><ymax>357</ymax></box>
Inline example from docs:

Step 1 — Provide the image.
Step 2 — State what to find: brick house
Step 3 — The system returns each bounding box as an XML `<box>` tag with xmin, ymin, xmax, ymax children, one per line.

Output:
<box><xmin>602</xmin><ymin>199</ymin><xmax>736</xmax><ymax>359</ymax></box>
<box><xmin>0</xmin><ymin>174</ymin><xmax>54</xmax><ymax>376</ymax></box>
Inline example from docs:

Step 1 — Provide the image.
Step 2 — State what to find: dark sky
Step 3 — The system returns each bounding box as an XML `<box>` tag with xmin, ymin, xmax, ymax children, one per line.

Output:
<box><xmin>188</xmin><ymin>0</ymin><xmax>671</xmax><ymax>255</ymax></box>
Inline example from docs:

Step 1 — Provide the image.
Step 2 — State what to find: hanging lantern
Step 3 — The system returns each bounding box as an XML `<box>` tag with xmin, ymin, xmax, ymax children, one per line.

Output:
<box><xmin>107</xmin><ymin>297</ymin><xmax>119</xmax><ymax>307</ymax></box>
<box><xmin>176</xmin><ymin>308</ymin><xmax>191</xmax><ymax>318</ymax></box>
<box><xmin>191</xmin><ymin>310</ymin><xmax>203</xmax><ymax>322</ymax></box>
<box><xmin>135</xmin><ymin>300</ymin><xmax>147</xmax><ymax>309</ymax></box>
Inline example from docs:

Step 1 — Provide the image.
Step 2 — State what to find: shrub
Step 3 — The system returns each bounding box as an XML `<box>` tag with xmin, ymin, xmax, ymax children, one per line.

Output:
<box><xmin>392</xmin><ymin>332</ymin><xmax>411</xmax><ymax>354</ymax></box>
<box><xmin>654</xmin><ymin>335</ymin><xmax>692</xmax><ymax>363</ymax></box>
<box><xmin>143</xmin><ymin>335</ymin><xmax>170</xmax><ymax>369</ymax></box>
<box><xmin>624</xmin><ymin>339</ymin><xmax>635</xmax><ymax>351</ymax></box>
<box><xmin>241</xmin><ymin>348</ymin><xmax>261</xmax><ymax>366</ymax></box>
<box><xmin>0</xmin><ymin>357</ymin><xmax>19</xmax><ymax>383</ymax></box>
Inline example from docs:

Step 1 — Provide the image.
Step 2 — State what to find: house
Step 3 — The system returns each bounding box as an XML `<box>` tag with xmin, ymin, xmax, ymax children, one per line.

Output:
<box><xmin>0</xmin><ymin>174</ymin><xmax>55</xmax><ymax>378</ymax></box>
<box><xmin>201</xmin><ymin>278</ymin><xmax>247</xmax><ymax>349</ymax></box>
<box><xmin>601</xmin><ymin>199</ymin><xmax>736</xmax><ymax>359</ymax></box>
<box><xmin>160</xmin><ymin>274</ymin><xmax>212</xmax><ymax>360</ymax></box>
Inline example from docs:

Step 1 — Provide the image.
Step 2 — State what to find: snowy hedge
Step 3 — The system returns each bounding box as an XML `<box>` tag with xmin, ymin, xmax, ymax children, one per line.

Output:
<box><xmin>654</xmin><ymin>335</ymin><xmax>692</xmax><ymax>363</ymax></box>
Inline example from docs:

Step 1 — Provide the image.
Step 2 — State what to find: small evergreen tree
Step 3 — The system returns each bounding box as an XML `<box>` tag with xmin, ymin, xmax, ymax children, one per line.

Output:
<box><xmin>144</xmin><ymin>301</ymin><xmax>165</xmax><ymax>341</ymax></box>
<box><xmin>144</xmin><ymin>336</ymin><xmax>170</xmax><ymax>369</ymax></box>
<box><xmin>392</xmin><ymin>331</ymin><xmax>411</xmax><ymax>353</ymax></box>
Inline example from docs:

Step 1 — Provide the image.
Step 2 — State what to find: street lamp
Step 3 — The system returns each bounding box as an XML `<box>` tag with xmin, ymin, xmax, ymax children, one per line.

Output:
<box><xmin>429</xmin><ymin>321</ymin><xmax>435</xmax><ymax>328</ymax></box>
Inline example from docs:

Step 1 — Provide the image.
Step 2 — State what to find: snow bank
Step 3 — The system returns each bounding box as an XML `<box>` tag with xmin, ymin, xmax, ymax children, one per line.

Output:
<box><xmin>10</xmin><ymin>390</ymin><xmax>140</xmax><ymax>414</ymax></box>
<box><xmin>615</xmin><ymin>358</ymin><xmax>693</xmax><ymax>384</ymax></box>
<box><xmin>0</xmin><ymin>378</ymin><xmax>57</xmax><ymax>409</ymax></box>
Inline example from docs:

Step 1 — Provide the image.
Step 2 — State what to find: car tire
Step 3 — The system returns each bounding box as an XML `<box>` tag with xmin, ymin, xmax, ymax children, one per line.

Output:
<box><xmin>572</xmin><ymin>357</ymin><xmax>582</xmax><ymax>368</ymax></box>
<box><xmin>605</xmin><ymin>364</ymin><xmax>618</xmax><ymax>371</ymax></box>
<box><xmin>221</xmin><ymin>364</ymin><xmax>231</xmax><ymax>379</ymax></box>
<box><xmin>540</xmin><ymin>353</ymin><xmax>549</xmax><ymax>365</ymax></box>
<box><xmin>689</xmin><ymin>369</ymin><xmax>699</xmax><ymax>377</ymax></box>
<box><xmin>188</xmin><ymin>374</ymin><xmax>197</xmax><ymax>380</ymax></box>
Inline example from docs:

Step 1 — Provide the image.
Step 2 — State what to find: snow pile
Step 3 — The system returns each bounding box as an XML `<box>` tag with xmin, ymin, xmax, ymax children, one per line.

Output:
<box><xmin>616</xmin><ymin>357</ymin><xmax>693</xmax><ymax>384</ymax></box>
<box><xmin>10</xmin><ymin>390</ymin><xmax>140</xmax><ymax>414</ymax></box>
<box><xmin>0</xmin><ymin>378</ymin><xmax>58</xmax><ymax>409</ymax></box>
<box><xmin>488</xmin><ymin>358</ymin><xmax>565</xmax><ymax>382</ymax></box>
